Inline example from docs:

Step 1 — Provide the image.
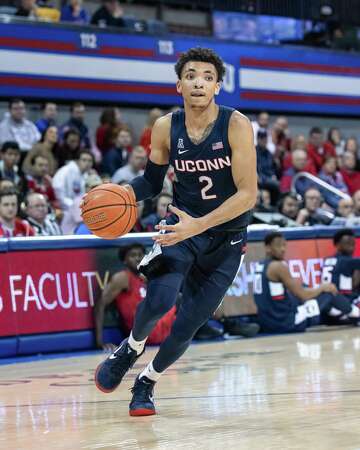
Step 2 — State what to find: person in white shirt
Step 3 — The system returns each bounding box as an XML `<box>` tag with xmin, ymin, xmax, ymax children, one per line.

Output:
<box><xmin>251</xmin><ymin>111</ymin><xmax>270</xmax><ymax>146</ymax></box>
<box><xmin>52</xmin><ymin>149</ymin><xmax>94</xmax><ymax>210</ymax></box>
<box><xmin>112</xmin><ymin>145</ymin><xmax>147</xmax><ymax>185</ymax></box>
<box><xmin>0</xmin><ymin>99</ymin><xmax>40</xmax><ymax>154</ymax></box>
<box><xmin>25</xmin><ymin>192</ymin><xmax>62</xmax><ymax>236</ymax></box>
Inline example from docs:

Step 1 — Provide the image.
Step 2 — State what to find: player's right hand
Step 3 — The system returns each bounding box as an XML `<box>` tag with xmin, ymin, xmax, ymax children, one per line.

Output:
<box><xmin>322</xmin><ymin>283</ymin><xmax>338</xmax><ymax>295</ymax></box>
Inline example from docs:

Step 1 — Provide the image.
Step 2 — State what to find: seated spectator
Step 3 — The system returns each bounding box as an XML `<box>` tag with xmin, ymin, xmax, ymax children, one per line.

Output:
<box><xmin>139</xmin><ymin>108</ymin><xmax>163</xmax><ymax>155</ymax></box>
<box><xmin>253</xmin><ymin>188</ymin><xmax>275</xmax><ymax>215</ymax></box>
<box><xmin>344</xmin><ymin>137</ymin><xmax>359</xmax><ymax>156</ymax></box>
<box><xmin>15</xmin><ymin>0</ymin><xmax>38</xmax><ymax>18</ymax></box>
<box><xmin>112</xmin><ymin>145</ymin><xmax>147</xmax><ymax>185</ymax></box>
<box><xmin>36</xmin><ymin>3</ymin><xmax>60</xmax><ymax>22</ymax></box>
<box><xmin>22</xmin><ymin>125</ymin><xmax>58</xmax><ymax>176</ymax></box>
<box><xmin>52</xmin><ymin>149</ymin><xmax>94</xmax><ymax>210</ymax></box>
<box><xmin>102</xmin><ymin>127</ymin><xmax>133</xmax><ymax>176</ymax></box>
<box><xmin>269</xmin><ymin>116</ymin><xmax>291</xmax><ymax>158</ymax></box>
<box><xmin>251</xmin><ymin>111</ymin><xmax>270</xmax><ymax>147</ymax></box>
<box><xmin>131</xmin><ymin>200</ymin><xmax>146</xmax><ymax>233</ymax></box>
<box><xmin>256</xmin><ymin>130</ymin><xmax>279</xmax><ymax>205</ymax></box>
<box><xmin>91</xmin><ymin>0</ymin><xmax>125</xmax><ymax>28</ymax></box>
<box><xmin>334</xmin><ymin>197</ymin><xmax>354</xmax><ymax>219</ymax></box>
<box><xmin>54</xmin><ymin>128</ymin><xmax>81</xmax><ymax>168</ymax></box>
<box><xmin>142</xmin><ymin>193</ymin><xmax>172</xmax><ymax>231</ymax></box>
<box><xmin>96</xmin><ymin>107</ymin><xmax>122</xmax><ymax>155</ymax></box>
<box><xmin>322</xmin><ymin>229</ymin><xmax>360</xmax><ymax>307</ymax></box>
<box><xmin>94</xmin><ymin>243</ymin><xmax>176</xmax><ymax>348</ymax></box>
<box><xmin>307</xmin><ymin>126</ymin><xmax>335</xmax><ymax>172</ymax></box>
<box><xmin>61</xmin><ymin>0</ymin><xmax>89</xmax><ymax>24</ymax></box>
<box><xmin>353</xmin><ymin>190</ymin><xmax>360</xmax><ymax>217</ymax></box>
<box><xmin>291</xmin><ymin>134</ymin><xmax>307</xmax><ymax>151</ymax></box>
<box><xmin>25</xmin><ymin>192</ymin><xmax>61</xmax><ymax>236</ymax></box>
<box><xmin>0</xmin><ymin>141</ymin><xmax>27</xmax><ymax>198</ymax></box>
<box><xmin>318</xmin><ymin>156</ymin><xmax>348</xmax><ymax>194</ymax></box>
<box><xmin>253</xmin><ymin>232</ymin><xmax>356</xmax><ymax>334</ymax></box>
<box><xmin>282</xmin><ymin>135</ymin><xmax>308</xmax><ymax>170</ymax></box>
<box><xmin>25</xmin><ymin>154</ymin><xmax>58</xmax><ymax>209</ymax></box>
<box><xmin>0</xmin><ymin>99</ymin><xmax>40</xmax><ymax>155</ymax></box>
<box><xmin>324</xmin><ymin>127</ymin><xmax>344</xmax><ymax>158</ymax></box>
<box><xmin>280</xmin><ymin>149</ymin><xmax>315</xmax><ymax>194</ymax></box>
<box><xmin>35</xmin><ymin>102</ymin><xmax>58</xmax><ymax>135</ymax></box>
<box><xmin>60</xmin><ymin>102</ymin><xmax>91</xmax><ymax>149</ymax></box>
<box><xmin>0</xmin><ymin>188</ymin><xmax>34</xmax><ymax>237</ymax></box>
<box><xmin>62</xmin><ymin>172</ymin><xmax>102</xmax><ymax>234</ymax></box>
<box><xmin>296</xmin><ymin>187</ymin><xmax>333</xmax><ymax>226</ymax></box>
<box><xmin>278</xmin><ymin>193</ymin><xmax>300</xmax><ymax>222</ymax></box>
<box><xmin>340</xmin><ymin>151</ymin><xmax>360</xmax><ymax>195</ymax></box>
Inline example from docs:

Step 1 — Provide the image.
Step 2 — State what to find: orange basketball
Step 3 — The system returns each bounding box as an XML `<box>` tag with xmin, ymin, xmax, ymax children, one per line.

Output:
<box><xmin>81</xmin><ymin>183</ymin><xmax>137</xmax><ymax>239</ymax></box>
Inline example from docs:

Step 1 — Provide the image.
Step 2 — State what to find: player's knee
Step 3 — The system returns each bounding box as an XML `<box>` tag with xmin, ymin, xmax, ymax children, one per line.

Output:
<box><xmin>143</xmin><ymin>284</ymin><xmax>177</xmax><ymax>318</ymax></box>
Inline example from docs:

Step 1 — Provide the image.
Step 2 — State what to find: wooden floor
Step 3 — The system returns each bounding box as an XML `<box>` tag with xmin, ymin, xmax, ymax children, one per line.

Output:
<box><xmin>1</xmin><ymin>327</ymin><xmax>360</xmax><ymax>450</ymax></box>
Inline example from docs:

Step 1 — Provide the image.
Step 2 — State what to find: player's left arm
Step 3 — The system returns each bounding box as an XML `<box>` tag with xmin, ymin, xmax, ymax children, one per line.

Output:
<box><xmin>155</xmin><ymin>112</ymin><xmax>257</xmax><ymax>246</ymax></box>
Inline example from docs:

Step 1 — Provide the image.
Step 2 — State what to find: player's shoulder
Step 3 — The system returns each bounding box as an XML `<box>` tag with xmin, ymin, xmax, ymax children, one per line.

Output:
<box><xmin>153</xmin><ymin>112</ymin><xmax>172</xmax><ymax>130</ymax></box>
<box><xmin>228</xmin><ymin>109</ymin><xmax>251</xmax><ymax>129</ymax></box>
<box><xmin>112</xmin><ymin>270</ymin><xmax>129</xmax><ymax>286</ymax></box>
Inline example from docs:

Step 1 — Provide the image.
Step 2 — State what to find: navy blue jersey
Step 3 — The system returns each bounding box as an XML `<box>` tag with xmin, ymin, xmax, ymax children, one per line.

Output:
<box><xmin>169</xmin><ymin>106</ymin><xmax>251</xmax><ymax>231</ymax></box>
<box><xmin>322</xmin><ymin>253</ymin><xmax>360</xmax><ymax>298</ymax></box>
<box><xmin>253</xmin><ymin>259</ymin><xmax>302</xmax><ymax>332</ymax></box>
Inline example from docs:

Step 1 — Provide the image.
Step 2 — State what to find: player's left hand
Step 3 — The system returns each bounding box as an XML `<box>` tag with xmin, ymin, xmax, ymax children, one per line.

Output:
<box><xmin>153</xmin><ymin>205</ymin><xmax>205</xmax><ymax>246</ymax></box>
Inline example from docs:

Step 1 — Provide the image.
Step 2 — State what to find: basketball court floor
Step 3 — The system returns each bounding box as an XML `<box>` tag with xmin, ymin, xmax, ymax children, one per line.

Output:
<box><xmin>1</xmin><ymin>327</ymin><xmax>360</xmax><ymax>450</ymax></box>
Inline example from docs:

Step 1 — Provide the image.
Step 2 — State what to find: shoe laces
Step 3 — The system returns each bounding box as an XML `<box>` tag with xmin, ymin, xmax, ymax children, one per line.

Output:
<box><xmin>109</xmin><ymin>344</ymin><xmax>136</xmax><ymax>376</ymax></box>
<box><xmin>131</xmin><ymin>377</ymin><xmax>154</xmax><ymax>401</ymax></box>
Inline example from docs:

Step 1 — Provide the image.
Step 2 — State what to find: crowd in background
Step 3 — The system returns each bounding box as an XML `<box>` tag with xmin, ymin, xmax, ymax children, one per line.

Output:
<box><xmin>0</xmin><ymin>98</ymin><xmax>359</xmax><ymax>237</ymax></box>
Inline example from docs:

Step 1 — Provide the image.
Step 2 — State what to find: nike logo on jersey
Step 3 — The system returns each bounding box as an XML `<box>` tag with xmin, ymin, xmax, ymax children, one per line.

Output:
<box><xmin>178</xmin><ymin>149</ymin><xmax>190</xmax><ymax>155</ymax></box>
<box><xmin>230</xmin><ymin>238</ymin><xmax>243</xmax><ymax>246</ymax></box>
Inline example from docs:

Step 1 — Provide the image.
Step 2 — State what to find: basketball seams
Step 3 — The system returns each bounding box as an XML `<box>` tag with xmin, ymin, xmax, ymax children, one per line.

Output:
<box><xmin>88</xmin><ymin>205</ymin><xmax>137</xmax><ymax>232</ymax></box>
<box><xmin>89</xmin><ymin>187</ymin><xmax>135</xmax><ymax>205</ymax></box>
<box><xmin>82</xmin><ymin>203</ymin><xmax>132</xmax><ymax>214</ymax></box>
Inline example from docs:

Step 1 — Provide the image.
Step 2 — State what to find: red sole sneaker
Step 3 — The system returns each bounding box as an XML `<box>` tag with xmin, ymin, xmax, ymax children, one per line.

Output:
<box><xmin>94</xmin><ymin>363</ymin><xmax>117</xmax><ymax>394</ymax></box>
<box><xmin>129</xmin><ymin>408</ymin><xmax>156</xmax><ymax>417</ymax></box>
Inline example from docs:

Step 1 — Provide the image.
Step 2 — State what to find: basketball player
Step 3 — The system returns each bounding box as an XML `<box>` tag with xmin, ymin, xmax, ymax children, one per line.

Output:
<box><xmin>254</xmin><ymin>232</ymin><xmax>356</xmax><ymax>334</ymax></box>
<box><xmin>322</xmin><ymin>229</ymin><xmax>360</xmax><ymax>312</ymax></box>
<box><xmin>93</xmin><ymin>47</ymin><xmax>257</xmax><ymax>416</ymax></box>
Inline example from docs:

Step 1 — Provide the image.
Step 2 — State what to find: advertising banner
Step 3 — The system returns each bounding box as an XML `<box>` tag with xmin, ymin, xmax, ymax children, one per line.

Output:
<box><xmin>0</xmin><ymin>22</ymin><xmax>359</xmax><ymax>114</ymax></box>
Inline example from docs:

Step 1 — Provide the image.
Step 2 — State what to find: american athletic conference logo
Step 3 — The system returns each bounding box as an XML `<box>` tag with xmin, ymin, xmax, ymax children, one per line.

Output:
<box><xmin>177</xmin><ymin>138</ymin><xmax>184</xmax><ymax>149</ymax></box>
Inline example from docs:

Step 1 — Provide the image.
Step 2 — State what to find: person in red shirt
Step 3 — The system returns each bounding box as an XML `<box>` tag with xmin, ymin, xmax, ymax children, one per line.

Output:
<box><xmin>96</xmin><ymin>107</ymin><xmax>122</xmax><ymax>155</ymax></box>
<box><xmin>280</xmin><ymin>149</ymin><xmax>316</xmax><ymax>193</ymax></box>
<box><xmin>0</xmin><ymin>188</ymin><xmax>34</xmax><ymax>237</ymax></box>
<box><xmin>94</xmin><ymin>243</ymin><xmax>176</xmax><ymax>350</ymax></box>
<box><xmin>139</xmin><ymin>108</ymin><xmax>163</xmax><ymax>156</ymax></box>
<box><xmin>340</xmin><ymin>151</ymin><xmax>360</xmax><ymax>195</ymax></box>
<box><xmin>26</xmin><ymin>154</ymin><xmax>59</xmax><ymax>209</ymax></box>
<box><xmin>307</xmin><ymin>127</ymin><xmax>336</xmax><ymax>172</ymax></box>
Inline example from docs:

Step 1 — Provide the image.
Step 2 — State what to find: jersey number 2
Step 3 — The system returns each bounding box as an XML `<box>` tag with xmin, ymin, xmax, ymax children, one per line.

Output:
<box><xmin>199</xmin><ymin>176</ymin><xmax>217</xmax><ymax>200</ymax></box>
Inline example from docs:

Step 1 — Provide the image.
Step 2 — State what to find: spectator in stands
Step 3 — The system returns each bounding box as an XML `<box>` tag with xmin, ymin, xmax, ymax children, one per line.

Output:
<box><xmin>344</xmin><ymin>137</ymin><xmax>359</xmax><ymax>156</ymax></box>
<box><xmin>15</xmin><ymin>0</ymin><xmax>38</xmax><ymax>18</ymax></box>
<box><xmin>0</xmin><ymin>99</ymin><xmax>40</xmax><ymax>155</ymax></box>
<box><xmin>96</xmin><ymin>107</ymin><xmax>122</xmax><ymax>155</ymax></box>
<box><xmin>253</xmin><ymin>188</ymin><xmax>275</xmax><ymax>214</ymax></box>
<box><xmin>25</xmin><ymin>192</ymin><xmax>61</xmax><ymax>236</ymax></box>
<box><xmin>60</xmin><ymin>102</ymin><xmax>91</xmax><ymax>149</ymax></box>
<box><xmin>307</xmin><ymin>126</ymin><xmax>335</xmax><ymax>172</ymax></box>
<box><xmin>352</xmin><ymin>190</ymin><xmax>360</xmax><ymax>217</ymax></box>
<box><xmin>324</xmin><ymin>127</ymin><xmax>345</xmax><ymax>158</ymax></box>
<box><xmin>0</xmin><ymin>188</ymin><xmax>34</xmax><ymax>237</ymax></box>
<box><xmin>91</xmin><ymin>0</ymin><xmax>125</xmax><ymax>28</ymax></box>
<box><xmin>318</xmin><ymin>155</ymin><xmax>348</xmax><ymax>193</ymax></box>
<box><xmin>94</xmin><ymin>243</ymin><xmax>176</xmax><ymax>349</ymax></box>
<box><xmin>0</xmin><ymin>142</ymin><xmax>24</xmax><ymax>190</ymax></box>
<box><xmin>131</xmin><ymin>200</ymin><xmax>146</xmax><ymax>233</ymax></box>
<box><xmin>139</xmin><ymin>108</ymin><xmax>163</xmax><ymax>155</ymax></box>
<box><xmin>60</xmin><ymin>0</ymin><xmax>89</xmax><ymax>24</ymax></box>
<box><xmin>296</xmin><ymin>187</ymin><xmax>333</xmax><ymax>225</ymax></box>
<box><xmin>340</xmin><ymin>151</ymin><xmax>360</xmax><ymax>195</ymax></box>
<box><xmin>251</xmin><ymin>111</ymin><xmax>270</xmax><ymax>146</ymax></box>
<box><xmin>62</xmin><ymin>172</ymin><xmax>101</xmax><ymax>234</ymax></box>
<box><xmin>142</xmin><ymin>193</ymin><xmax>172</xmax><ymax>231</ymax></box>
<box><xmin>280</xmin><ymin>149</ymin><xmax>315</xmax><ymax>194</ymax></box>
<box><xmin>102</xmin><ymin>127</ymin><xmax>133</xmax><ymax>176</ymax></box>
<box><xmin>54</xmin><ymin>128</ymin><xmax>81</xmax><ymax>168</ymax></box>
<box><xmin>112</xmin><ymin>145</ymin><xmax>147</xmax><ymax>185</ymax></box>
<box><xmin>335</xmin><ymin>198</ymin><xmax>354</xmax><ymax>219</ymax></box>
<box><xmin>253</xmin><ymin>232</ymin><xmax>354</xmax><ymax>334</ymax></box>
<box><xmin>52</xmin><ymin>149</ymin><xmax>94</xmax><ymax>210</ymax></box>
<box><xmin>22</xmin><ymin>125</ymin><xmax>58</xmax><ymax>176</ymax></box>
<box><xmin>256</xmin><ymin>130</ymin><xmax>279</xmax><ymax>205</ymax></box>
<box><xmin>35</xmin><ymin>103</ymin><xmax>58</xmax><ymax>135</ymax></box>
<box><xmin>291</xmin><ymin>134</ymin><xmax>307</xmax><ymax>151</ymax></box>
<box><xmin>278</xmin><ymin>193</ymin><xmax>300</xmax><ymax>222</ymax></box>
<box><xmin>269</xmin><ymin>116</ymin><xmax>291</xmax><ymax>158</ymax></box>
<box><xmin>25</xmin><ymin>154</ymin><xmax>58</xmax><ymax>210</ymax></box>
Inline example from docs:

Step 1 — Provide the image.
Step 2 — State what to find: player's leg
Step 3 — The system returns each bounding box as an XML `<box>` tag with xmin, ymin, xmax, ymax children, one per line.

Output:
<box><xmin>95</xmin><ymin>240</ymin><xmax>195</xmax><ymax>393</ymax></box>
<box><xmin>129</xmin><ymin>233</ymin><xmax>246</xmax><ymax>415</ymax></box>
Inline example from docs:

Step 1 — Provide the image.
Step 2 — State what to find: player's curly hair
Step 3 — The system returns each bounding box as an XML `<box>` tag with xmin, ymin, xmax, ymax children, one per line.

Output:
<box><xmin>174</xmin><ymin>47</ymin><xmax>226</xmax><ymax>82</ymax></box>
